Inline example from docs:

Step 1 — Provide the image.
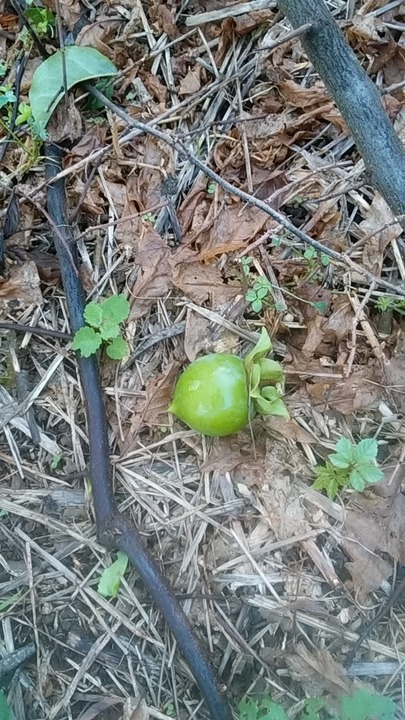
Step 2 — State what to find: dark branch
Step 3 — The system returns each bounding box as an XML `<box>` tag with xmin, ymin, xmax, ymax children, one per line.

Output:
<box><xmin>277</xmin><ymin>0</ymin><xmax>405</xmax><ymax>221</ymax></box>
<box><xmin>45</xmin><ymin>143</ymin><xmax>232</xmax><ymax>720</ymax></box>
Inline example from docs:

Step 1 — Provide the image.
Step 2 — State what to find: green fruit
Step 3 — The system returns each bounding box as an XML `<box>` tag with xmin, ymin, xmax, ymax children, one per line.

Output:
<box><xmin>169</xmin><ymin>354</ymin><xmax>250</xmax><ymax>437</ymax></box>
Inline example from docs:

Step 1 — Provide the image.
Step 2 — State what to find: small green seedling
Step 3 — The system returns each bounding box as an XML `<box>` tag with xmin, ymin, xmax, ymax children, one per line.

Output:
<box><xmin>207</xmin><ymin>182</ymin><xmax>216</xmax><ymax>195</ymax></box>
<box><xmin>97</xmin><ymin>551</ymin><xmax>129</xmax><ymax>599</ymax></box>
<box><xmin>375</xmin><ymin>295</ymin><xmax>405</xmax><ymax>314</ymax></box>
<box><xmin>313</xmin><ymin>437</ymin><xmax>384</xmax><ymax>498</ymax></box>
<box><xmin>246</xmin><ymin>276</ymin><xmax>273</xmax><ymax>314</ymax></box>
<box><xmin>72</xmin><ymin>294</ymin><xmax>130</xmax><ymax>359</ymax></box>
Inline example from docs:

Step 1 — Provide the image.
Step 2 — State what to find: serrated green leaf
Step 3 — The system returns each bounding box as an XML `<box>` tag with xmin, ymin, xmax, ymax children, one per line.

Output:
<box><xmin>353</xmin><ymin>464</ymin><xmax>384</xmax><ymax>485</ymax></box>
<box><xmin>354</xmin><ymin>438</ymin><xmax>378</xmax><ymax>463</ymax></box>
<box><xmin>84</xmin><ymin>302</ymin><xmax>103</xmax><ymax>328</ymax></box>
<box><xmin>329</xmin><ymin>454</ymin><xmax>351</xmax><ymax>469</ymax></box>
<box><xmin>71</xmin><ymin>327</ymin><xmax>102</xmax><ymax>357</ymax></box>
<box><xmin>258</xmin><ymin>358</ymin><xmax>285</xmax><ymax>383</ymax></box>
<box><xmin>340</xmin><ymin>690</ymin><xmax>396</xmax><ymax>720</ymax></box>
<box><xmin>30</xmin><ymin>47</ymin><xmax>117</xmax><ymax>126</ymax></box>
<box><xmin>106</xmin><ymin>336</ymin><xmax>128</xmax><ymax>360</ymax></box>
<box><xmin>349</xmin><ymin>468</ymin><xmax>367</xmax><ymax>491</ymax></box>
<box><xmin>99</xmin><ymin>322</ymin><xmax>120</xmax><ymax>341</ymax></box>
<box><xmin>0</xmin><ymin>690</ymin><xmax>13</xmax><ymax>720</ymax></box>
<box><xmin>97</xmin><ymin>551</ymin><xmax>129</xmax><ymax>598</ymax></box>
<box><xmin>101</xmin><ymin>294</ymin><xmax>130</xmax><ymax>325</ymax></box>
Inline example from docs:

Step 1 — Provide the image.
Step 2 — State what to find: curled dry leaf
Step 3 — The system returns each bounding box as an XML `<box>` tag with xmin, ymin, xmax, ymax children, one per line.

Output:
<box><xmin>129</xmin><ymin>230</ymin><xmax>172</xmax><ymax>320</ymax></box>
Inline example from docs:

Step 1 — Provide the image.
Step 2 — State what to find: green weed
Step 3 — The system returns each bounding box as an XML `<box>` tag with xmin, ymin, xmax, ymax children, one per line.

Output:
<box><xmin>313</xmin><ymin>437</ymin><xmax>384</xmax><ymax>498</ymax></box>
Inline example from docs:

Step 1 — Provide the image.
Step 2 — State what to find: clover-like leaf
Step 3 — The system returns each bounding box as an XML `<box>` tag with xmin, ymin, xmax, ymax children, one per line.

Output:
<box><xmin>354</xmin><ymin>438</ymin><xmax>378</xmax><ymax>463</ymax></box>
<box><xmin>106</xmin><ymin>336</ymin><xmax>129</xmax><ymax>360</ymax></box>
<box><xmin>101</xmin><ymin>294</ymin><xmax>130</xmax><ymax>325</ymax></box>
<box><xmin>71</xmin><ymin>327</ymin><xmax>102</xmax><ymax>357</ymax></box>
<box><xmin>84</xmin><ymin>302</ymin><xmax>103</xmax><ymax>328</ymax></box>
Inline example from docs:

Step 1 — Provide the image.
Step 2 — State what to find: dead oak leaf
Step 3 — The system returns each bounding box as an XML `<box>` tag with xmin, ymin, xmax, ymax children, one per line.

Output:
<box><xmin>129</xmin><ymin>230</ymin><xmax>172</xmax><ymax>320</ymax></box>
<box><xmin>171</xmin><ymin>258</ymin><xmax>240</xmax><ymax>307</ymax></box>
<box><xmin>129</xmin><ymin>361</ymin><xmax>180</xmax><ymax>436</ymax></box>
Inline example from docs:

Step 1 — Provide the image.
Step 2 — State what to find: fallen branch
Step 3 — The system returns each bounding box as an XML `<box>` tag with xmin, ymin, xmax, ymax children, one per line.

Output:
<box><xmin>45</xmin><ymin>143</ymin><xmax>232</xmax><ymax>720</ymax></box>
<box><xmin>277</xmin><ymin>0</ymin><xmax>405</xmax><ymax>220</ymax></box>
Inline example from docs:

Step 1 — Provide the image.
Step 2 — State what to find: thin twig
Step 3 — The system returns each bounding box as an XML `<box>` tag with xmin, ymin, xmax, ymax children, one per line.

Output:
<box><xmin>83</xmin><ymin>83</ymin><xmax>405</xmax><ymax>298</ymax></box>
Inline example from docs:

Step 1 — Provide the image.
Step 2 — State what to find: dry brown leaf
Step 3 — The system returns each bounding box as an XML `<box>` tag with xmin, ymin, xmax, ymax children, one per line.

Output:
<box><xmin>137</xmin><ymin>136</ymin><xmax>174</xmax><ymax>209</ymax></box>
<box><xmin>179</xmin><ymin>65</ymin><xmax>202</xmax><ymax>96</ymax></box>
<box><xmin>184</xmin><ymin>309</ymin><xmax>211</xmax><ymax>361</ymax></box>
<box><xmin>359</xmin><ymin>194</ymin><xmax>402</xmax><ymax>274</ymax></box>
<box><xmin>129</xmin><ymin>361</ymin><xmax>179</xmax><ymax>436</ymax></box>
<box><xmin>286</xmin><ymin>644</ymin><xmax>353</xmax><ymax>697</ymax></box>
<box><xmin>0</xmin><ymin>262</ymin><xmax>42</xmax><ymax>310</ymax></box>
<box><xmin>76</xmin><ymin>18</ymin><xmax>122</xmax><ymax>59</ymax></box>
<box><xmin>171</xmin><ymin>255</ymin><xmax>240</xmax><ymax>307</ymax></box>
<box><xmin>261</xmin><ymin>439</ymin><xmax>308</xmax><ymax>539</ymax></box>
<box><xmin>264</xmin><ymin>417</ymin><xmax>316</xmax><ymax>443</ymax></box>
<box><xmin>129</xmin><ymin>230</ymin><xmax>172</xmax><ymax>320</ymax></box>
<box><xmin>201</xmin><ymin>432</ymin><xmax>266</xmax><ymax>483</ymax></box>
<box><xmin>156</xmin><ymin>4</ymin><xmax>179</xmax><ymax>39</ymax></box>
<box><xmin>306</xmin><ymin>367</ymin><xmax>382</xmax><ymax>414</ymax></box>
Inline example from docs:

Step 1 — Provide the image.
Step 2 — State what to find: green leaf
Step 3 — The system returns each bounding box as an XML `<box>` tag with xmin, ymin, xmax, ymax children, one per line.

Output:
<box><xmin>258</xmin><ymin>358</ymin><xmax>285</xmax><ymax>383</ymax></box>
<box><xmin>340</xmin><ymin>690</ymin><xmax>396</xmax><ymax>720</ymax></box>
<box><xmin>354</xmin><ymin>438</ymin><xmax>378</xmax><ymax>463</ymax></box>
<box><xmin>100</xmin><ymin>294</ymin><xmax>130</xmax><ymax>325</ymax></box>
<box><xmin>256</xmin><ymin>286</ymin><xmax>269</xmax><ymax>300</ymax></box>
<box><xmin>349</xmin><ymin>468</ymin><xmax>367</xmax><ymax>492</ymax></box>
<box><xmin>251</xmin><ymin>299</ymin><xmax>262</xmax><ymax>313</ymax></box>
<box><xmin>0</xmin><ymin>690</ymin><xmax>13</xmax><ymax>720</ymax></box>
<box><xmin>29</xmin><ymin>47</ymin><xmax>117</xmax><ymax>126</ymax></box>
<box><xmin>71</xmin><ymin>327</ymin><xmax>102</xmax><ymax>357</ymax></box>
<box><xmin>254</xmin><ymin>394</ymin><xmax>289</xmax><ymax>419</ymax></box>
<box><xmin>245</xmin><ymin>328</ymin><xmax>272</xmax><ymax>372</ymax></box>
<box><xmin>329</xmin><ymin>438</ymin><xmax>354</xmax><ymax>468</ymax></box>
<box><xmin>106</xmin><ymin>336</ymin><xmax>128</xmax><ymax>360</ymax></box>
<box><xmin>84</xmin><ymin>302</ymin><xmax>103</xmax><ymax>328</ymax></box>
<box><xmin>239</xmin><ymin>697</ymin><xmax>288</xmax><ymax>720</ymax></box>
<box><xmin>97</xmin><ymin>551</ymin><xmax>129</xmax><ymax>598</ymax></box>
<box><xmin>313</xmin><ymin>462</ymin><xmax>349</xmax><ymax>499</ymax></box>
<box><xmin>313</xmin><ymin>301</ymin><xmax>328</xmax><ymax>314</ymax></box>
<box><xmin>249</xmin><ymin>363</ymin><xmax>262</xmax><ymax>397</ymax></box>
<box><xmin>351</xmin><ymin>464</ymin><xmax>384</xmax><ymax>486</ymax></box>
<box><xmin>99</xmin><ymin>322</ymin><xmax>120</xmax><ymax>341</ymax></box>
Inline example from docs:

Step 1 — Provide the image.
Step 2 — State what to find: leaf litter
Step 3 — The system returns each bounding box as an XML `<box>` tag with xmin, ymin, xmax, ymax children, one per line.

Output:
<box><xmin>2</xmin><ymin>1</ymin><xmax>405</xmax><ymax>718</ymax></box>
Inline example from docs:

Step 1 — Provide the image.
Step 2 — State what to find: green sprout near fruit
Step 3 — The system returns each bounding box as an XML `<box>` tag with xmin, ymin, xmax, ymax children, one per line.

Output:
<box><xmin>72</xmin><ymin>294</ymin><xmax>130</xmax><ymax>360</ymax></box>
<box><xmin>313</xmin><ymin>437</ymin><xmax>384</xmax><ymax>499</ymax></box>
<box><xmin>168</xmin><ymin>328</ymin><xmax>288</xmax><ymax>437</ymax></box>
